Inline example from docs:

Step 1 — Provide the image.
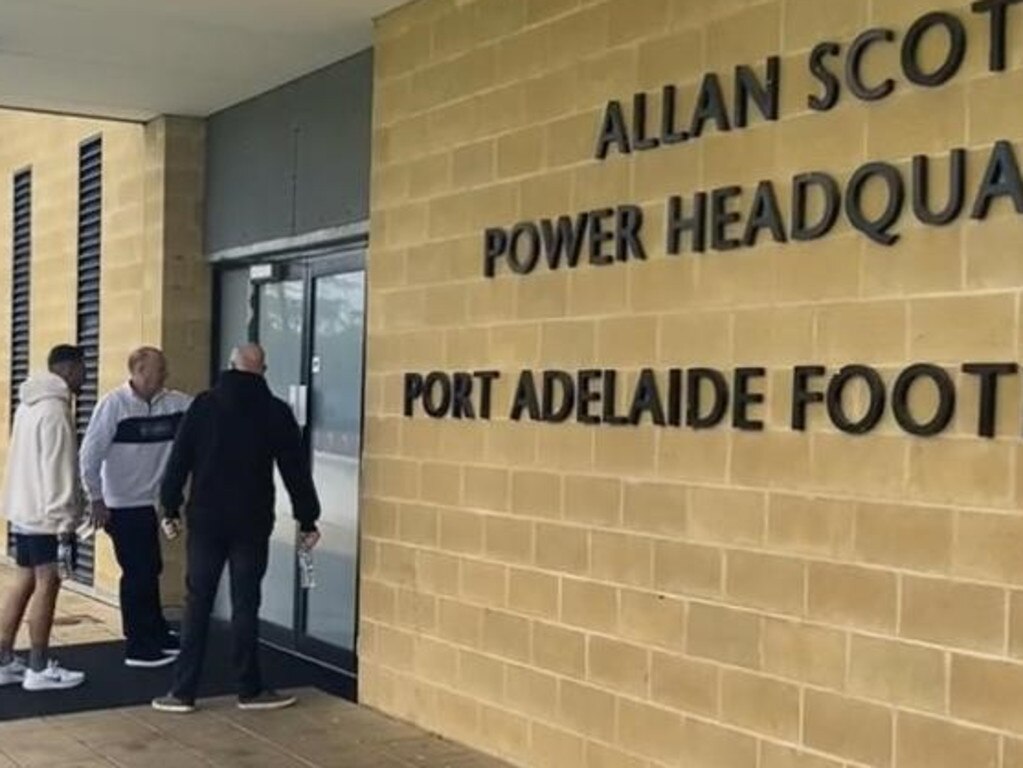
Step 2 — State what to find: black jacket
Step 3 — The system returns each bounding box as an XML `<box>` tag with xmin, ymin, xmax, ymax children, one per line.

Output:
<box><xmin>160</xmin><ymin>371</ymin><xmax>320</xmax><ymax>536</ymax></box>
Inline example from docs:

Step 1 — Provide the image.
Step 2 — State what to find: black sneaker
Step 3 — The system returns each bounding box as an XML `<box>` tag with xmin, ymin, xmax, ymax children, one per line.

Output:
<box><xmin>126</xmin><ymin>648</ymin><xmax>176</xmax><ymax>669</ymax></box>
<box><xmin>159</xmin><ymin>634</ymin><xmax>180</xmax><ymax>656</ymax></box>
<box><xmin>152</xmin><ymin>694</ymin><xmax>195</xmax><ymax>713</ymax></box>
<box><xmin>237</xmin><ymin>690</ymin><xmax>297</xmax><ymax>711</ymax></box>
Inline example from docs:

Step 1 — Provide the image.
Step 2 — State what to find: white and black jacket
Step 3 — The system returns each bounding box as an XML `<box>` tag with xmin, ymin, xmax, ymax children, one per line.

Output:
<box><xmin>80</xmin><ymin>383</ymin><xmax>192</xmax><ymax>510</ymax></box>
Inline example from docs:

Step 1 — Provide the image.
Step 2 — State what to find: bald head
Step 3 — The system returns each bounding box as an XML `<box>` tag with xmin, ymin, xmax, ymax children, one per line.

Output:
<box><xmin>230</xmin><ymin>344</ymin><xmax>266</xmax><ymax>375</ymax></box>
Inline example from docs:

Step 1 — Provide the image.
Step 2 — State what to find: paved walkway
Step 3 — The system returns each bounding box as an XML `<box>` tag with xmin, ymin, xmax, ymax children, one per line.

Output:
<box><xmin>0</xmin><ymin>689</ymin><xmax>506</xmax><ymax>768</ymax></box>
<box><xmin>0</xmin><ymin>564</ymin><xmax>510</xmax><ymax>768</ymax></box>
<box><xmin>0</xmin><ymin>565</ymin><xmax>123</xmax><ymax>648</ymax></box>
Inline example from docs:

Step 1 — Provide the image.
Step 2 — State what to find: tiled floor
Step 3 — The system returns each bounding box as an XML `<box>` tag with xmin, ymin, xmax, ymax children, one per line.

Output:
<box><xmin>0</xmin><ymin>564</ymin><xmax>510</xmax><ymax>768</ymax></box>
<box><xmin>0</xmin><ymin>564</ymin><xmax>123</xmax><ymax>648</ymax></box>
<box><xmin>0</xmin><ymin>689</ymin><xmax>508</xmax><ymax>768</ymax></box>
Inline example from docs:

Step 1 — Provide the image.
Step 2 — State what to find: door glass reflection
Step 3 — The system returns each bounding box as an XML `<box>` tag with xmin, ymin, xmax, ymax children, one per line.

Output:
<box><xmin>257</xmin><ymin>279</ymin><xmax>305</xmax><ymax>631</ymax></box>
<box><xmin>305</xmin><ymin>271</ymin><xmax>365</xmax><ymax>651</ymax></box>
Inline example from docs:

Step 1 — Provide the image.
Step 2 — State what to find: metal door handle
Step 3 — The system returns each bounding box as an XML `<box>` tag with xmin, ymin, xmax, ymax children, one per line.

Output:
<box><xmin>288</xmin><ymin>384</ymin><xmax>308</xmax><ymax>428</ymax></box>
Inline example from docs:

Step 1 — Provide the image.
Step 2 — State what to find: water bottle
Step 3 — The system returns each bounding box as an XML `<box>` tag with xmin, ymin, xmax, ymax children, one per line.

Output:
<box><xmin>160</xmin><ymin>518</ymin><xmax>181</xmax><ymax>541</ymax></box>
<box><xmin>298</xmin><ymin>549</ymin><xmax>316</xmax><ymax>590</ymax></box>
<box><xmin>57</xmin><ymin>538</ymin><xmax>74</xmax><ymax>581</ymax></box>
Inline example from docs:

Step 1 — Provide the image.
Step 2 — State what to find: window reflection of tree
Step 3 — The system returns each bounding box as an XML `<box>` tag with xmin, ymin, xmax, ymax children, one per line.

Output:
<box><xmin>313</xmin><ymin>275</ymin><xmax>365</xmax><ymax>458</ymax></box>
<box><xmin>260</xmin><ymin>282</ymin><xmax>304</xmax><ymax>401</ymax></box>
<box><xmin>262</xmin><ymin>282</ymin><xmax>304</xmax><ymax>334</ymax></box>
<box><xmin>315</xmin><ymin>278</ymin><xmax>362</xmax><ymax>335</ymax></box>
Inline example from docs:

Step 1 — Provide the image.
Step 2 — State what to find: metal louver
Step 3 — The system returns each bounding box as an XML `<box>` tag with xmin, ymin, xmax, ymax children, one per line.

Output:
<box><xmin>7</xmin><ymin>169</ymin><xmax>30</xmax><ymax>557</ymax></box>
<box><xmin>10</xmin><ymin>170</ymin><xmax>30</xmax><ymax>423</ymax></box>
<box><xmin>73</xmin><ymin>137</ymin><xmax>102</xmax><ymax>586</ymax></box>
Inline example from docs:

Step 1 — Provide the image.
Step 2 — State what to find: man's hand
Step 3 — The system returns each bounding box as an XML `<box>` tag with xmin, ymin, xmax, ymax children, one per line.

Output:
<box><xmin>299</xmin><ymin>529</ymin><xmax>320</xmax><ymax>552</ymax></box>
<box><xmin>90</xmin><ymin>500</ymin><xmax>110</xmax><ymax>530</ymax></box>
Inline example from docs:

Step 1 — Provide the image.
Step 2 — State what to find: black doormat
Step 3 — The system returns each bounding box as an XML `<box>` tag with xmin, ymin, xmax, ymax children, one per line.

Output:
<box><xmin>0</xmin><ymin>623</ymin><xmax>356</xmax><ymax>721</ymax></box>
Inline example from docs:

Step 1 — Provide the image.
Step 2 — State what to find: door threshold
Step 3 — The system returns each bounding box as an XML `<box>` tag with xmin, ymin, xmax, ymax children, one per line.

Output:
<box><xmin>257</xmin><ymin>635</ymin><xmax>357</xmax><ymax>679</ymax></box>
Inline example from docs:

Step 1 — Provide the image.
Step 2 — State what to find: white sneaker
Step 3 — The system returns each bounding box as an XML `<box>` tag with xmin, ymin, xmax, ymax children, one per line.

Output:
<box><xmin>0</xmin><ymin>656</ymin><xmax>27</xmax><ymax>686</ymax></box>
<box><xmin>22</xmin><ymin>660</ymin><xmax>85</xmax><ymax>691</ymax></box>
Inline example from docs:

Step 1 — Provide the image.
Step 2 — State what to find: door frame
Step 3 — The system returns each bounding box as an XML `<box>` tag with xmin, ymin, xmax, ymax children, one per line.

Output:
<box><xmin>215</xmin><ymin>240</ymin><xmax>366</xmax><ymax>675</ymax></box>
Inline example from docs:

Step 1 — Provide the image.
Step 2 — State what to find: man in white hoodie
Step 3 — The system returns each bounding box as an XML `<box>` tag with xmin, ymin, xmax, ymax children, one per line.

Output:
<box><xmin>0</xmin><ymin>344</ymin><xmax>86</xmax><ymax>691</ymax></box>
<box><xmin>80</xmin><ymin>347</ymin><xmax>191</xmax><ymax>668</ymax></box>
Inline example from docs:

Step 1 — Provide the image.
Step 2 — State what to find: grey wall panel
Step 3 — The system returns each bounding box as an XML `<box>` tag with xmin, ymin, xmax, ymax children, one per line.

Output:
<box><xmin>205</xmin><ymin>48</ymin><xmax>372</xmax><ymax>256</ymax></box>
<box><xmin>217</xmin><ymin>267</ymin><xmax>252</xmax><ymax>370</ymax></box>
<box><xmin>206</xmin><ymin>107</ymin><xmax>295</xmax><ymax>251</ymax></box>
<box><xmin>294</xmin><ymin>50</ymin><xmax>373</xmax><ymax>234</ymax></box>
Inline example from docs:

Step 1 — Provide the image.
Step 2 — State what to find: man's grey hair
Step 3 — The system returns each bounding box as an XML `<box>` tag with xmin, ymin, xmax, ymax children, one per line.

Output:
<box><xmin>128</xmin><ymin>346</ymin><xmax>164</xmax><ymax>373</ymax></box>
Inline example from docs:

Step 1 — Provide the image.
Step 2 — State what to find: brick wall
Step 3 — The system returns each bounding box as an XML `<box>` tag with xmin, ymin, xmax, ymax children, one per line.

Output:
<box><xmin>0</xmin><ymin>112</ymin><xmax>147</xmax><ymax>590</ymax></box>
<box><xmin>364</xmin><ymin>0</ymin><xmax>1023</xmax><ymax>766</ymax></box>
<box><xmin>0</xmin><ymin>111</ymin><xmax>207</xmax><ymax>608</ymax></box>
<box><xmin>144</xmin><ymin>116</ymin><xmax>210</xmax><ymax>608</ymax></box>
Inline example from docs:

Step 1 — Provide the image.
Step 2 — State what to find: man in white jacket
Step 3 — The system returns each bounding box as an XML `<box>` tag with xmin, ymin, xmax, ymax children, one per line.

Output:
<box><xmin>0</xmin><ymin>344</ymin><xmax>86</xmax><ymax>691</ymax></box>
<box><xmin>80</xmin><ymin>347</ymin><xmax>191</xmax><ymax>668</ymax></box>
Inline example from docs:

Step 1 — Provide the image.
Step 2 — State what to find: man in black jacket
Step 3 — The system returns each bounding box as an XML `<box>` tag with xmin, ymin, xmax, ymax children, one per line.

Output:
<box><xmin>152</xmin><ymin>344</ymin><xmax>320</xmax><ymax>713</ymax></box>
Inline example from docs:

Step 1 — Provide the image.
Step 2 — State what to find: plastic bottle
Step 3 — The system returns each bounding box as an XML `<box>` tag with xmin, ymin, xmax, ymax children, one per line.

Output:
<box><xmin>57</xmin><ymin>539</ymin><xmax>74</xmax><ymax>580</ymax></box>
<box><xmin>298</xmin><ymin>549</ymin><xmax>316</xmax><ymax>589</ymax></box>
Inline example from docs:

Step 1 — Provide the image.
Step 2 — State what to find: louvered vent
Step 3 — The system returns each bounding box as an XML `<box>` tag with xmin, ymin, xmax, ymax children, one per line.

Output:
<box><xmin>73</xmin><ymin>137</ymin><xmax>102</xmax><ymax>586</ymax></box>
<box><xmin>7</xmin><ymin>169</ymin><xmax>30</xmax><ymax>557</ymax></box>
<box><xmin>10</xmin><ymin>169</ymin><xmax>30</xmax><ymax>423</ymax></box>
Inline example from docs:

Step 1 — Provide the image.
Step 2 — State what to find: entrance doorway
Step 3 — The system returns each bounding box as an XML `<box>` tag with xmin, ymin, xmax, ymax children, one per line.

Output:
<box><xmin>245</xmin><ymin>251</ymin><xmax>365</xmax><ymax>673</ymax></box>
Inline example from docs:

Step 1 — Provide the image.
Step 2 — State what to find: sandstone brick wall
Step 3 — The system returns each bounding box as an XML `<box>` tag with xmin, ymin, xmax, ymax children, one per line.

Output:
<box><xmin>0</xmin><ymin>112</ymin><xmax>207</xmax><ymax>606</ymax></box>
<box><xmin>363</xmin><ymin>0</ymin><xmax>1023</xmax><ymax>766</ymax></box>
<box><xmin>0</xmin><ymin>112</ymin><xmax>146</xmax><ymax>595</ymax></box>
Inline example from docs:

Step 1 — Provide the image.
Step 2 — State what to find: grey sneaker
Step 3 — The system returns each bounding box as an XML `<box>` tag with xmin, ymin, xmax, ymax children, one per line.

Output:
<box><xmin>0</xmin><ymin>656</ymin><xmax>27</xmax><ymax>686</ymax></box>
<box><xmin>237</xmin><ymin>690</ymin><xmax>296</xmax><ymax>711</ymax></box>
<box><xmin>152</xmin><ymin>694</ymin><xmax>195</xmax><ymax>713</ymax></box>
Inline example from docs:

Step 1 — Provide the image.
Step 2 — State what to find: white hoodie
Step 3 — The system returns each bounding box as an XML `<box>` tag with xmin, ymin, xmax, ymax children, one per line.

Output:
<box><xmin>2</xmin><ymin>372</ymin><xmax>81</xmax><ymax>534</ymax></box>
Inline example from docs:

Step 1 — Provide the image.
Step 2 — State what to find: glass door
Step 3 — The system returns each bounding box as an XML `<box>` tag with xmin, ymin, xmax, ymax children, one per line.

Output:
<box><xmin>249</xmin><ymin>252</ymin><xmax>365</xmax><ymax>673</ymax></box>
<box><xmin>254</xmin><ymin>271</ymin><xmax>306</xmax><ymax>635</ymax></box>
<box><xmin>302</xmin><ymin>267</ymin><xmax>365</xmax><ymax>657</ymax></box>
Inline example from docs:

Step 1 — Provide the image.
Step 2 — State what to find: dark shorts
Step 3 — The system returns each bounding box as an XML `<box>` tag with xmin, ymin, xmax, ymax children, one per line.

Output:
<box><xmin>13</xmin><ymin>534</ymin><xmax>58</xmax><ymax>568</ymax></box>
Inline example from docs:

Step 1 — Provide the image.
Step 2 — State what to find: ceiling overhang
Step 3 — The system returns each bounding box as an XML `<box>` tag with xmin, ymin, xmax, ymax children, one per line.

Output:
<box><xmin>0</xmin><ymin>0</ymin><xmax>407</xmax><ymax>122</ymax></box>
